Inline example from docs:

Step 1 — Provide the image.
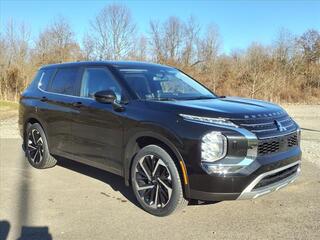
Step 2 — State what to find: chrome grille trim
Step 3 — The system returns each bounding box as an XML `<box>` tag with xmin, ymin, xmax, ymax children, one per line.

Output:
<box><xmin>258</xmin><ymin>130</ymin><xmax>298</xmax><ymax>140</ymax></box>
<box><xmin>232</xmin><ymin>114</ymin><xmax>297</xmax><ymax>139</ymax></box>
<box><xmin>238</xmin><ymin>161</ymin><xmax>301</xmax><ymax>200</ymax></box>
<box><xmin>251</xmin><ymin>128</ymin><xmax>278</xmax><ymax>133</ymax></box>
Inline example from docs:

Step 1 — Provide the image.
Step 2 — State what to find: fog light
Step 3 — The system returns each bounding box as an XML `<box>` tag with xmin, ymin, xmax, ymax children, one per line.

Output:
<box><xmin>201</xmin><ymin>164</ymin><xmax>244</xmax><ymax>175</ymax></box>
<box><xmin>201</xmin><ymin>131</ymin><xmax>227</xmax><ymax>162</ymax></box>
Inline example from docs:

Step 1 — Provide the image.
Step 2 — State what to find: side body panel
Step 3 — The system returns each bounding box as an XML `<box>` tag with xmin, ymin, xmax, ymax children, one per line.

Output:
<box><xmin>70</xmin><ymin>97</ymin><xmax>124</xmax><ymax>175</ymax></box>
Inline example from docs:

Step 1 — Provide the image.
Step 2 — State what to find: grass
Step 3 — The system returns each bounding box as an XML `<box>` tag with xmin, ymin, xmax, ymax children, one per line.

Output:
<box><xmin>0</xmin><ymin>100</ymin><xmax>19</xmax><ymax>109</ymax></box>
<box><xmin>0</xmin><ymin>100</ymin><xmax>19</xmax><ymax>120</ymax></box>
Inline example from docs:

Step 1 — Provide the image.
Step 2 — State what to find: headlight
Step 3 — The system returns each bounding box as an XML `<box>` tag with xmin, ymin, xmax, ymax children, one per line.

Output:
<box><xmin>179</xmin><ymin>114</ymin><xmax>238</xmax><ymax>128</ymax></box>
<box><xmin>201</xmin><ymin>131</ymin><xmax>227</xmax><ymax>162</ymax></box>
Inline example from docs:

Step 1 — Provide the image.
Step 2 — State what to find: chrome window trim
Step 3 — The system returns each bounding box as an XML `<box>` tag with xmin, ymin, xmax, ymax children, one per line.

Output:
<box><xmin>237</xmin><ymin>160</ymin><xmax>301</xmax><ymax>200</ymax></box>
<box><xmin>38</xmin><ymin>83</ymin><xmax>127</xmax><ymax>104</ymax></box>
<box><xmin>38</xmin><ymin>71</ymin><xmax>45</xmax><ymax>90</ymax></box>
<box><xmin>38</xmin><ymin>81</ymin><xmax>92</xmax><ymax>100</ymax></box>
<box><xmin>37</xmin><ymin>68</ymin><xmax>126</xmax><ymax>102</ymax></box>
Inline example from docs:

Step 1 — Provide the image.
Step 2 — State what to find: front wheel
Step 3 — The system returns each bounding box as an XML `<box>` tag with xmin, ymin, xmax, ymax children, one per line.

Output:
<box><xmin>131</xmin><ymin>145</ymin><xmax>188</xmax><ymax>216</ymax></box>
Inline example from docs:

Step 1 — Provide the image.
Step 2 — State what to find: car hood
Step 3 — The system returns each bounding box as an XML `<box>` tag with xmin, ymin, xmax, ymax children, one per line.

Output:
<box><xmin>146</xmin><ymin>97</ymin><xmax>286</xmax><ymax>119</ymax></box>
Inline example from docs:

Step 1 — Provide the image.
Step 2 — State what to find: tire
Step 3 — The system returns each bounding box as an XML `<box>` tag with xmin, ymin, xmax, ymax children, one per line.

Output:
<box><xmin>25</xmin><ymin>123</ymin><xmax>57</xmax><ymax>169</ymax></box>
<box><xmin>131</xmin><ymin>145</ymin><xmax>188</xmax><ymax>216</ymax></box>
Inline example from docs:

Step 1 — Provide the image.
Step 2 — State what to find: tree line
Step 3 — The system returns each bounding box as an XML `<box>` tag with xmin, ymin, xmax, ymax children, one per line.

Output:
<box><xmin>0</xmin><ymin>3</ymin><xmax>319</xmax><ymax>102</ymax></box>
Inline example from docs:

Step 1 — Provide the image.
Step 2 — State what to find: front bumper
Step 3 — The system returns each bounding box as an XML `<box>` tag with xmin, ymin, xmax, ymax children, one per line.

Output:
<box><xmin>188</xmin><ymin>147</ymin><xmax>302</xmax><ymax>201</ymax></box>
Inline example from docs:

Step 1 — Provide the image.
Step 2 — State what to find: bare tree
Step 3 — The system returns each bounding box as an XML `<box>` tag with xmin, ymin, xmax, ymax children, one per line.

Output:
<box><xmin>197</xmin><ymin>24</ymin><xmax>220</xmax><ymax>91</ymax></box>
<box><xmin>34</xmin><ymin>17</ymin><xmax>81</xmax><ymax>65</ymax></box>
<box><xmin>130</xmin><ymin>35</ymin><xmax>148</xmax><ymax>61</ymax></box>
<box><xmin>82</xmin><ymin>33</ymin><xmax>95</xmax><ymax>60</ymax></box>
<box><xmin>90</xmin><ymin>4</ymin><xmax>136</xmax><ymax>60</ymax></box>
<box><xmin>296</xmin><ymin>29</ymin><xmax>320</xmax><ymax>89</ymax></box>
<box><xmin>243</xmin><ymin>43</ymin><xmax>274</xmax><ymax>99</ymax></box>
<box><xmin>0</xmin><ymin>3</ymin><xmax>319</xmax><ymax>104</ymax></box>
<box><xmin>197</xmin><ymin>24</ymin><xmax>220</xmax><ymax>63</ymax></box>
<box><xmin>1</xmin><ymin>20</ymin><xmax>31</xmax><ymax>100</ymax></box>
<box><xmin>273</xmin><ymin>29</ymin><xmax>295</xmax><ymax>66</ymax></box>
<box><xmin>297</xmin><ymin>29</ymin><xmax>320</xmax><ymax>64</ymax></box>
<box><xmin>149</xmin><ymin>20</ymin><xmax>164</xmax><ymax>63</ymax></box>
<box><xmin>182</xmin><ymin>16</ymin><xmax>201</xmax><ymax>66</ymax></box>
<box><xmin>163</xmin><ymin>16</ymin><xmax>183</xmax><ymax>62</ymax></box>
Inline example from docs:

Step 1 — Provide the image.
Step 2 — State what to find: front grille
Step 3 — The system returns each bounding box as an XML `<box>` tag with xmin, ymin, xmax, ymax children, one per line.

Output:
<box><xmin>233</xmin><ymin>113</ymin><xmax>296</xmax><ymax>139</ymax></box>
<box><xmin>258</xmin><ymin>140</ymin><xmax>280</xmax><ymax>155</ymax></box>
<box><xmin>253</xmin><ymin>164</ymin><xmax>299</xmax><ymax>190</ymax></box>
<box><xmin>288</xmin><ymin>134</ymin><xmax>298</xmax><ymax>147</ymax></box>
<box><xmin>257</xmin><ymin>133</ymin><xmax>298</xmax><ymax>156</ymax></box>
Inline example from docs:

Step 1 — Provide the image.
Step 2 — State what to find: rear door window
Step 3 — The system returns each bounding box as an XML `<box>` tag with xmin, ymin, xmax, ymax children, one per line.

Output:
<box><xmin>49</xmin><ymin>68</ymin><xmax>79</xmax><ymax>95</ymax></box>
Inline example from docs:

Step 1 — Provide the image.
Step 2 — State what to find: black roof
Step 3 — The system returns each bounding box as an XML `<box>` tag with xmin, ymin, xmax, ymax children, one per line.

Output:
<box><xmin>40</xmin><ymin>61</ymin><xmax>170</xmax><ymax>70</ymax></box>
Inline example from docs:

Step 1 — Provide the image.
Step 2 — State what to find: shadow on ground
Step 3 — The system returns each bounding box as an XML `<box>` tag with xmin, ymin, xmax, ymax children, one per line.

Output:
<box><xmin>55</xmin><ymin>157</ymin><xmax>221</xmax><ymax>209</ymax></box>
<box><xmin>0</xmin><ymin>221</ymin><xmax>10</xmax><ymax>240</ymax></box>
<box><xmin>0</xmin><ymin>221</ymin><xmax>52</xmax><ymax>240</ymax></box>
<box><xmin>17</xmin><ymin>226</ymin><xmax>52</xmax><ymax>240</ymax></box>
<box><xmin>56</xmin><ymin>157</ymin><xmax>140</xmax><ymax>208</ymax></box>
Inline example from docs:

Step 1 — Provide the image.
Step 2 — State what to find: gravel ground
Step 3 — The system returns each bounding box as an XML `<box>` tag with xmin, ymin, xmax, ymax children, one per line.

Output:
<box><xmin>0</xmin><ymin>104</ymin><xmax>319</xmax><ymax>240</ymax></box>
<box><xmin>0</xmin><ymin>116</ymin><xmax>19</xmax><ymax>139</ymax></box>
<box><xmin>284</xmin><ymin>104</ymin><xmax>320</xmax><ymax>168</ymax></box>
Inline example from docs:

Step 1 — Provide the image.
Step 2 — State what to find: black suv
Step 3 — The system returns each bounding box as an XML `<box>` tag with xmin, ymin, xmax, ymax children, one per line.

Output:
<box><xmin>19</xmin><ymin>61</ymin><xmax>302</xmax><ymax>216</ymax></box>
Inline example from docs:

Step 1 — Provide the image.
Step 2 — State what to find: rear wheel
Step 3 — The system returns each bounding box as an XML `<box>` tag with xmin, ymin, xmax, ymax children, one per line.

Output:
<box><xmin>131</xmin><ymin>145</ymin><xmax>188</xmax><ymax>216</ymax></box>
<box><xmin>25</xmin><ymin>123</ymin><xmax>57</xmax><ymax>169</ymax></box>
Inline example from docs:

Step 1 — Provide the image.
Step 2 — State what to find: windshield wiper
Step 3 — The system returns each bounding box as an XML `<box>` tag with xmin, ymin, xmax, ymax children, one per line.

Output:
<box><xmin>156</xmin><ymin>97</ymin><xmax>177</xmax><ymax>101</ymax></box>
<box><xmin>146</xmin><ymin>98</ymin><xmax>177</xmax><ymax>101</ymax></box>
<box><xmin>183</xmin><ymin>96</ymin><xmax>216</xmax><ymax>100</ymax></box>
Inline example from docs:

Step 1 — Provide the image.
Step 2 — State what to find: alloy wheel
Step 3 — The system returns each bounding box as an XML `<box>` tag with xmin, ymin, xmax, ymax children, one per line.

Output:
<box><xmin>27</xmin><ymin>129</ymin><xmax>44</xmax><ymax>164</ymax></box>
<box><xmin>134</xmin><ymin>155</ymin><xmax>173</xmax><ymax>209</ymax></box>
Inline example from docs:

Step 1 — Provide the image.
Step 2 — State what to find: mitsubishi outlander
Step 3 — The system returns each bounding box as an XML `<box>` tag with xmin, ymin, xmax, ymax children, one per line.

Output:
<box><xmin>19</xmin><ymin>61</ymin><xmax>301</xmax><ymax>216</ymax></box>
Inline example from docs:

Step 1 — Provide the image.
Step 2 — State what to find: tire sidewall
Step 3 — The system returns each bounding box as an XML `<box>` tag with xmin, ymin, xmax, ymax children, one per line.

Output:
<box><xmin>131</xmin><ymin>145</ymin><xmax>184</xmax><ymax>216</ymax></box>
<box><xmin>25</xmin><ymin>123</ymin><xmax>50</xmax><ymax>169</ymax></box>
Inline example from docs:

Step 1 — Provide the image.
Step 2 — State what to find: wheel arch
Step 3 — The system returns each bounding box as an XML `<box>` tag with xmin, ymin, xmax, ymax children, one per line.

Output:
<box><xmin>124</xmin><ymin>131</ymin><xmax>190</xmax><ymax>199</ymax></box>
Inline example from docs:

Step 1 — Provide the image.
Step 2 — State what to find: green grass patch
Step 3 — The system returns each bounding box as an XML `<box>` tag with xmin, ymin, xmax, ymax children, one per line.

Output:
<box><xmin>0</xmin><ymin>100</ymin><xmax>19</xmax><ymax>111</ymax></box>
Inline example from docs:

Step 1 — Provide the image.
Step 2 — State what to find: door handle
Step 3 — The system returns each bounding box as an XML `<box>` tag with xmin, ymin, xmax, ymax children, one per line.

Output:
<box><xmin>72</xmin><ymin>102</ymin><xmax>82</xmax><ymax>108</ymax></box>
<box><xmin>41</xmin><ymin>96</ymin><xmax>48</xmax><ymax>102</ymax></box>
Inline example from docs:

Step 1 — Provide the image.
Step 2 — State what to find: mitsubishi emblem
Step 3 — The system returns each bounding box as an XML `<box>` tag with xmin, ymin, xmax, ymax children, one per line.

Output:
<box><xmin>275</xmin><ymin>120</ymin><xmax>286</xmax><ymax>132</ymax></box>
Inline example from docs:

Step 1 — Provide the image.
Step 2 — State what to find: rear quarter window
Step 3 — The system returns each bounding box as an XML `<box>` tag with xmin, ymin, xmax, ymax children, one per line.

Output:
<box><xmin>26</xmin><ymin>70</ymin><xmax>44</xmax><ymax>90</ymax></box>
<box><xmin>48</xmin><ymin>68</ymin><xmax>80</xmax><ymax>95</ymax></box>
<box><xmin>38</xmin><ymin>68</ymin><xmax>56</xmax><ymax>91</ymax></box>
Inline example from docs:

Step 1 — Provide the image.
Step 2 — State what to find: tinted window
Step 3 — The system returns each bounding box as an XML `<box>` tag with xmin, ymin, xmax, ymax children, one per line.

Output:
<box><xmin>50</xmin><ymin>68</ymin><xmax>79</xmax><ymax>95</ymax></box>
<box><xmin>39</xmin><ymin>68</ymin><xmax>56</xmax><ymax>91</ymax></box>
<box><xmin>115</xmin><ymin>66</ymin><xmax>215</xmax><ymax>100</ymax></box>
<box><xmin>28</xmin><ymin>70</ymin><xmax>44</xmax><ymax>89</ymax></box>
<box><xmin>80</xmin><ymin>68</ymin><xmax>122</xmax><ymax>101</ymax></box>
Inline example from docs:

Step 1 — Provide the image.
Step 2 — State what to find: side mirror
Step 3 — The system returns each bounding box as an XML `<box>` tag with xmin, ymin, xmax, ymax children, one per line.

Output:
<box><xmin>94</xmin><ymin>90</ymin><xmax>116</xmax><ymax>104</ymax></box>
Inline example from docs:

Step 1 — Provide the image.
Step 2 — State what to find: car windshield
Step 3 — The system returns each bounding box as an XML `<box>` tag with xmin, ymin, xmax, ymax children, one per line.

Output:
<box><xmin>114</xmin><ymin>65</ymin><xmax>216</xmax><ymax>101</ymax></box>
